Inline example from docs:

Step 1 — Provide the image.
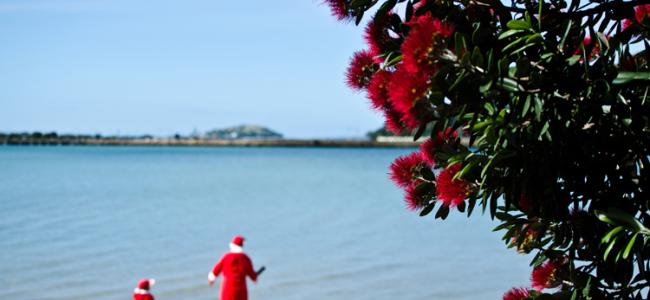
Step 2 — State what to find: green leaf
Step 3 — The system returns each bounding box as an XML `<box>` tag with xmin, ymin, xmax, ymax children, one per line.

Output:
<box><xmin>355</xmin><ymin>10</ymin><xmax>365</xmax><ymax>25</ymax></box>
<box><xmin>604</xmin><ymin>236</ymin><xmax>619</xmax><ymax>260</ymax></box>
<box><xmin>497</xmin><ymin>78</ymin><xmax>523</xmax><ymax>92</ymax></box>
<box><xmin>622</xmin><ymin>233</ymin><xmax>638</xmax><ymax>259</ymax></box>
<box><xmin>456</xmin><ymin>201</ymin><xmax>466</xmax><ymax>213</ymax></box>
<box><xmin>538</xmin><ymin>121</ymin><xmax>550</xmax><ymax>140</ymax></box>
<box><xmin>384</xmin><ymin>54</ymin><xmax>402</xmax><ymax>68</ymax></box>
<box><xmin>413</xmin><ymin>122</ymin><xmax>428</xmax><ymax>141</ymax></box>
<box><xmin>435</xmin><ymin>205</ymin><xmax>450</xmax><ymax>219</ymax></box>
<box><xmin>597</xmin><ymin>209</ymin><xmax>649</xmax><ymax>233</ymax></box>
<box><xmin>419</xmin><ymin>201</ymin><xmax>437</xmax><ymax>217</ymax></box>
<box><xmin>533</xmin><ymin>96</ymin><xmax>543</xmax><ymax>121</ymax></box>
<box><xmin>377</xmin><ymin>0</ymin><xmax>397</xmax><ymax>16</ymax></box>
<box><xmin>458</xmin><ymin>160</ymin><xmax>477</xmax><ymax>179</ymax></box>
<box><xmin>602</xmin><ymin>226</ymin><xmax>624</xmax><ymax>243</ymax></box>
<box><xmin>484</xmin><ymin>102</ymin><xmax>495</xmax><ymax>115</ymax></box>
<box><xmin>522</xmin><ymin>95</ymin><xmax>531</xmax><ymax>117</ymax></box>
<box><xmin>596</xmin><ymin>32</ymin><xmax>610</xmax><ymax>51</ymax></box>
<box><xmin>507</xmin><ymin>20</ymin><xmax>531</xmax><ymax>30</ymax></box>
<box><xmin>480</xmin><ymin>80</ymin><xmax>493</xmax><ymax>93</ymax></box>
<box><xmin>449</xmin><ymin>70</ymin><xmax>467</xmax><ymax>91</ymax></box>
<box><xmin>467</xmin><ymin>197</ymin><xmax>477</xmax><ymax>217</ymax></box>
<box><xmin>567</xmin><ymin>55</ymin><xmax>581</xmax><ymax>66</ymax></box>
<box><xmin>471</xmin><ymin>47</ymin><xmax>484</xmax><ymax>67</ymax></box>
<box><xmin>526</xmin><ymin>33</ymin><xmax>543</xmax><ymax>44</ymax></box>
<box><xmin>498</xmin><ymin>29</ymin><xmax>523</xmax><ymax>40</ymax></box>
<box><xmin>503</xmin><ymin>36</ymin><xmax>527</xmax><ymax>52</ymax></box>
<box><xmin>511</xmin><ymin>43</ymin><xmax>537</xmax><ymax>55</ymax></box>
<box><xmin>349</xmin><ymin>0</ymin><xmax>371</xmax><ymax>7</ymax></box>
<box><xmin>559</xmin><ymin>20</ymin><xmax>573</xmax><ymax>49</ymax></box>
<box><xmin>613</xmin><ymin>72</ymin><xmax>650</xmax><ymax>85</ymax></box>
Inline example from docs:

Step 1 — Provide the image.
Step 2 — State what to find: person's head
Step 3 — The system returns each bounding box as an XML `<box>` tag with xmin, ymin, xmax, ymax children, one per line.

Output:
<box><xmin>135</xmin><ymin>279</ymin><xmax>155</xmax><ymax>293</ymax></box>
<box><xmin>229</xmin><ymin>235</ymin><xmax>244</xmax><ymax>253</ymax></box>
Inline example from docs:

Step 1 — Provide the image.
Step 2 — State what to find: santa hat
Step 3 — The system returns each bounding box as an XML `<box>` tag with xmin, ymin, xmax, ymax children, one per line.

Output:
<box><xmin>229</xmin><ymin>235</ymin><xmax>245</xmax><ymax>253</ymax></box>
<box><xmin>134</xmin><ymin>279</ymin><xmax>155</xmax><ymax>294</ymax></box>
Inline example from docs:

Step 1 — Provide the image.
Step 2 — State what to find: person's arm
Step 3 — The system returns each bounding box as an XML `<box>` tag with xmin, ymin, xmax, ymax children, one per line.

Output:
<box><xmin>245</xmin><ymin>255</ymin><xmax>258</xmax><ymax>282</ymax></box>
<box><xmin>208</xmin><ymin>255</ymin><xmax>226</xmax><ymax>285</ymax></box>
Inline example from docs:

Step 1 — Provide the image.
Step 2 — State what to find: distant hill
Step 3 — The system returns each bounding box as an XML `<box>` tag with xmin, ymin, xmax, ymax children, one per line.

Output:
<box><xmin>366</xmin><ymin>126</ymin><xmax>411</xmax><ymax>140</ymax></box>
<box><xmin>205</xmin><ymin>124</ymin><xmax>283</xmax><ymax>140</ymax></box>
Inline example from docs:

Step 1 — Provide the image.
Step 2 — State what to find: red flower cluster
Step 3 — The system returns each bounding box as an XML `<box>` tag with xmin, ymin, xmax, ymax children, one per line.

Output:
<box><xmin>388</xmin><ymin>68</ymin><xmax>433</xmax><ymax>129</ymax></box>
<box><xmin>405</xmin><ymin>183</ymin><xmax>430</xmax><ymax>210</ymax></box>
<box><xmin>324</xmin><ymin>0</ymin><xmax>352</xmax><ymax>21</ymax></box>
<box><xmin>346</xmin><ymin>50</ymin><xmax>378</xmax><ymax>90</ymax></box>
<box><xmin>531</xmin><ymin>260</ymin><xmax>561</xmax><ymax>291</ymax></box>
<box><xmin>367</xmin><ymin>69</ymin><xmax>392</xmax><ymax>110</ymax></box>
<box><xmin>420</xmin><ymin>128</ymin><xmax>459</xmax><ymax>166</ymax></box>
<box><xmin>364</xmin><ymin>13</ymin><xmax>396</xmax><ymax>59</ymax></box>
<box><xmin>389</xmin><ymin>152</ymin><xmax>433</xmax><ymax>210</ymax></box>
<box><xmin>384</xmin><ymin>107</ymin><xmax>406</xmax><ymax>134</ymax></box>
<box><xmin>339</xmin><ymin>6</ymin><xmax>457</xmax><ymax>211</ymax></box>
<box><xmin>344</xmin><ymin>9</ymin><xmax>453</xmax><ymax>134</ymax></box>
<box><xmin>624</xmin><ymin>4</ymin><xmax>650</xmax><ymax>29</ymax></box>
<box><xmin>502</xmin><ymin>287</ymin><xmax>530</xmax><ymax>300</ymax></box>
<box><xmin>574</xmin><ymin>36</ymin><xmax>603</xmax><ymax>61</ymax></box>
<box><xmin>436</xmin><ymin>164</ymin><xmax>470</xmax><ymax>207</ymax></box>
<box><xmin>510</xmin><ymin>224</ymin><xmax>538</xmax><ymax>253</ymax></box>
<box><xmin>402</xmin><ymin>14</ymin><xmax>454</xmax><ymax>74</ymax></box>
<box><xmin>389</xmin><ymin>152</ymin><xmax>430</xmax><ymax>188</ymax></box>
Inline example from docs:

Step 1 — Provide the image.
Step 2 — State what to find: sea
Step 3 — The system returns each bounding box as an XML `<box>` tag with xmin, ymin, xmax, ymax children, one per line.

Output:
<box><xmin>0</xmin><ymin>146</ymin><xmax>532</xmax><ymax>300</ymax></box>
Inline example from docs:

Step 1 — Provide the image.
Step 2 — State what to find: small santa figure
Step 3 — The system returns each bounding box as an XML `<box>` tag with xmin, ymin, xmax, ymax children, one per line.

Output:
<box><xmin>133</xmin><ymin>278</ymin><xmax>155</xmax><ymax>300</ymax></box>
<box><xmin>208</xmin><ymin>235</ymin><xmax>258</xmax><ymax>300</ymax></box>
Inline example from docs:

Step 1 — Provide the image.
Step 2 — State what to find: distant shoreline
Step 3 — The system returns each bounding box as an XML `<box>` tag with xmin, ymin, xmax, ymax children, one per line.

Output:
<box><xmin>0</xmin><ymin>138</ymin><xmax>419</xmax><ymax>148</ymax></box>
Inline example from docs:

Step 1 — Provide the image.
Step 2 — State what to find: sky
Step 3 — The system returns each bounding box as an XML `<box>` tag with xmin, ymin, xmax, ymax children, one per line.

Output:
<box><xmin>0</xmin><ymin>0</ymin><xmax>384</xmax><ymax>138</ymax></box>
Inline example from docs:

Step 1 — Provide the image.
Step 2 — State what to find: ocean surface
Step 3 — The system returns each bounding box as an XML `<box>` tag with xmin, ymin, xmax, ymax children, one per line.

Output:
<box><xmin>0</xmin><ymin>146</ymin><xmax>532</xmax><ymax>300</ymax></box>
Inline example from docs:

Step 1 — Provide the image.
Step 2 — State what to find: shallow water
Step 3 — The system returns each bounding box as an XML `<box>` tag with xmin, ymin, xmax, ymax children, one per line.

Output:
<box><xmin>0</xmin><ymin>146</ymin><xmax>531</xmax><ymax>300</ymax></box>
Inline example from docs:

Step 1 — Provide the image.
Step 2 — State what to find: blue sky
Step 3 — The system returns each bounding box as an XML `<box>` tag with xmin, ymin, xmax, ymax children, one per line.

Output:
<box><xmin>0</xmin><ymin>0</ymin><xmax>383</xmax><ymax>138</ymax></box>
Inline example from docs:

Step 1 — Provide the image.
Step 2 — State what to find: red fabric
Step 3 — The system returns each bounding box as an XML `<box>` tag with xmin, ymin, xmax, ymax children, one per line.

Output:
<box><xmin>133</xmin><ymin>293</ymin><xmax>154</xmax><ymax>300</ymax></box>
<box><xmin>231</xmin><ymin>235</ymin><xmax>245</xmax><ymax>247</ymax></box>
<box><xmin>211</xmin><ymin>252</ymin><xmax>257</xmax><ymax>300</ymax></box>
<box><xmin>137</xmin><ymin>279</ymin><xmax>151</xmax><ymax>290</ymax></box>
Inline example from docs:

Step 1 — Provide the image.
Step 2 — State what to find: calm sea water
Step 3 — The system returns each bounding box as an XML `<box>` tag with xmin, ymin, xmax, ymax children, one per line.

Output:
<box><xmin>0</xmin><ymin>146</ymin><xmax>531</xmax><ymax>300</ymax></box>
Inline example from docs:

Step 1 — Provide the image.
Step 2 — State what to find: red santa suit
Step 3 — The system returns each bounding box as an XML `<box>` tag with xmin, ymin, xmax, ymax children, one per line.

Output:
<box><xmin>133</xmin><ymin>279</ymin><xmax>155</xmax><ymax>300</ymax></box>
<box><xmin>208</xmin><ymin>235</ymin><xmax>257</xmax><ymax>300</ymax></box>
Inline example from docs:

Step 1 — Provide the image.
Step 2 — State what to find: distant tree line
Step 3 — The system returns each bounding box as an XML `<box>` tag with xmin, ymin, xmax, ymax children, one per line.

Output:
<box><xmin>0</xmin><ymin>132</ymin><xmax>153</xmax><ymax>145</ymax></box>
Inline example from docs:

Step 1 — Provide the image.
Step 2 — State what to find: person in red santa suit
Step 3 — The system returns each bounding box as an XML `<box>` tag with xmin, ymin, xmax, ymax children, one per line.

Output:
<box><xmin>133</xmin><ymin>278</ymin><xmax>155</xmax><ymax>300</ymax></box>
<box><xmin>208</xmin><ymin>235</ymin><xmax>258</xmax><ymax>300</ymax></box>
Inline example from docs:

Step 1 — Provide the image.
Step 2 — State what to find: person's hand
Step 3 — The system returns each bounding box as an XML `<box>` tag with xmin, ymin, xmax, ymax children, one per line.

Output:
<box><xmin>208</xmin><ymin>279</ymin><xmax>215</xmax><ymax>286</ymax></box>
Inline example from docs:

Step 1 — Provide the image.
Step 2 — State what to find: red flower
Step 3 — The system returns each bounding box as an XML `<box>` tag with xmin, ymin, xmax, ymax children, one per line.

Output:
<box><xmin>384</xmin><ymin>106</ymin><xmax>406</xmax><ymax>134</ymax></box>
<box><xmin>510</xmin><ymin>224</ymin><xmax>538</xmax><ymax>253</ymax></box>
<box><xmin>367</xmin><ymin>69</ymin><xmax>392</xmax><ymax>110</ymax></box>
<box><xmin>388</xmin><ymin>67</ymin><xmax>432</xmax><ymax>129</ymax></box>
<box><xmin>405</xmin><ymin>183</ymin><xmax>432</xmax><ymax>210</ymax></box>
<box><xmin>401</xmin><ymin>14</ymin><xmax>454</xmax><ymax>74</ymax></box>
<box><xmin>503</xmin><ymin>287</ymin><xmax>530</xmax><ymax>300</ymax></box>
<box><xmin>531</xmin><ymin>260</ymin><xmax>561</xmax><ymax>291</ymax></box>
<box><xmin>625</xmin><ymin>4</ymin><xmax>650</xmax><ymax>28</ymax></box>
<box><xmin>389</xmin><ymin>152</ymin><xmax>430</xmax><ymax>188</ymax></box>
<box><xmin>436</xmin><ymin>164</ymin><xmax>470</xmax><ymax>207</ymax></box>
<box><xmin>420</xmin><ymin>138</ymin><xmax>437</xmax><ymax>166</ymax></box>
<box><xmin>346</xmin><ymin>50</ymin><xmax>378</xmax><ymax>90</ymax></box>
<box><xmin>420</xmin><ymin>128</ymin><xmax>458</xmax><ymax>166</ymax></box>
<box><xmin>574</xmin><ymin>36</ymin><xmax>603</xmax><ymax>61</ymax></box>
<box><xmin>324</xmin><ymin>0</ymin><xmax>353</xmax><ymax>21</ymax></box>
<box><xmin>365</xmin><ymin>12</ymin><xmax>395</xmax><ymax>58</ymax></box>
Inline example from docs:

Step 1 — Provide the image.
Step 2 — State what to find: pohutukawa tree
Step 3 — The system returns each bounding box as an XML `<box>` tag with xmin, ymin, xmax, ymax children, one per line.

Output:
<box><xmin>326</xmin><ymin>0</ymin><xmax>650</xmax><ymax>298</ymax></box>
